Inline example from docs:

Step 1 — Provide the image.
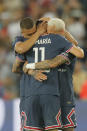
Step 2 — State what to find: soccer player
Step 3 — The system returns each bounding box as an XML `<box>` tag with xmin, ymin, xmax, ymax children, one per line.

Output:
<box><xmin>25</xmin><ymin>54</ymin><xmax>76</xmax><ymax>131</ymax></box>
<box><xmin>24</xmin><ymin>19</ymin><xmax>86</xmax><ymax>131</ymax></box>
<box><xmin>21</xmin><ymin>18</ymin><xmax>85</xmax><ymax>131</ymax></box>
<box><xmin>12</xmin><ymin>18</ymin><xmax>48</xmax><ymax>131</ymax></box>
<box><xmin>11</xmin><ymin>17</ymin><xmax>84</xmax><ymax>129</ymax></box>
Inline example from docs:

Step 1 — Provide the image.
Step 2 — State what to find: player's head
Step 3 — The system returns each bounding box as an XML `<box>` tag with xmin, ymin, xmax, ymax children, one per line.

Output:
<box><xmin>47</xmin><ymin>18</ymin><xmax>65</xmax><ymax>35</ymax></box>
<box><xmin>20</xmin><ymin>17</ymin><xmax>36</xmax><ymax>37</ymax></box>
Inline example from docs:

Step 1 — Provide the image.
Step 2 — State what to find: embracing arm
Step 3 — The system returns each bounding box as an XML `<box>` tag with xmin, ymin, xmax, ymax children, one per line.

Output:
<box><xmin>69</xmin><ymin>45</ymin><xmax>84</xmax><ymax>58</ymax></box>
<box><xmin>65</xmin><ymin>30</ymin><xmax>78</xmax><ymax>46</ymax></box>
<box><xmin>62</xmin><ymin>30</ymin><xmax>84</xmax><ymax>58</ymax></box>
<box><xmin>15</xmin><ymin>32</ymin><xmax>40</xmax><ymax>54</ymax></box>
<box><xmin>15</xmin><ymin>22</ymin><xmax>47</xmax><ymax>54</ymax></box>
<box><xmin>26</xmin><ymin>53</ymin><xmax>69</xmax><ymax>70</ymax></box>
<box><xmin>23</xmin><ymin>62</ymin><xmax>47</xmax><ymax>81</ymax></box>
<box><xmin>27</xmin><ymin>46</ymin><xmax>84</xmax><ymax>70</ymax></box>
<box><xmin>12</xmin><ymin>58</ymin><xmax>24</xmax><ymax>73</ymax></box>
<box><xmin>34</xmin><ymin>54</ymin><xmax>68</xmax><ymax>69</ymax></box>
<box><xmin>64</xmin><ymin>31</ymin><xmax>84</xmax><ymax>57</ymax></box>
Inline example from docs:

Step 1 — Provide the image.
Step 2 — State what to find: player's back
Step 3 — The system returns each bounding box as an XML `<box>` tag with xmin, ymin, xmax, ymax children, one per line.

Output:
<box><xmin>24</xmin><ymin>34</ymin><xmax>73</xmax><ymax>97</ymax></box>
<box><xmin>58</xmin><ymin>55</ymin><xmax>76</xmax><ymax>107</ymax></box>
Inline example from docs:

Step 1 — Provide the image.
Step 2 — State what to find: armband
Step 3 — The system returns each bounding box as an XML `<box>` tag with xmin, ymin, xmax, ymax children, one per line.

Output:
<box><xmin>60</xmin><ymin>52</ymin><xmax>70</xmax><ymax>65</ymax></box>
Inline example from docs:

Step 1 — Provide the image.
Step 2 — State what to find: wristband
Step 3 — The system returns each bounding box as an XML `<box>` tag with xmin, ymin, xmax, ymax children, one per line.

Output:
<box><xmin>26</xmin><ymin>63</ymin><xmax>35</xmax><ymax>69</ymax></box>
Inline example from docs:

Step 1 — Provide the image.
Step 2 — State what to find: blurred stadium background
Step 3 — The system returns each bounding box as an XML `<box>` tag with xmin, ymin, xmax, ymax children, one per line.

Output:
<box><xmin>0</xmin><ymin>0</ymin><xmax>87</xmax><ymax>131</ymax></box>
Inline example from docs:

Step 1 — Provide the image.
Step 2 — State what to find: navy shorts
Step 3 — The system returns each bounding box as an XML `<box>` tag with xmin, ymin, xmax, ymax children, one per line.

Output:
<box><xmin>20</xmin><ymin>95</ymin><xmax>62</xmax><ymax>131</ymax></box>
<box><xmin>58</xmin><ymin>70</ymin><xmax>77</xmax><ymax>129</ymax></box>
<box><xmin>61</xmin><ymin>106</ymin><xmax>77</xmax><ymax>129</ymax></box>
<box><xmin>59</xmin><ymin>86</ymin><xmax>77</xmax><ymax>129</ymax></box>
<box><xmin>20</xmin><ymin>97</ymin><xmax>25</xmax><ymax>114</ymax></box>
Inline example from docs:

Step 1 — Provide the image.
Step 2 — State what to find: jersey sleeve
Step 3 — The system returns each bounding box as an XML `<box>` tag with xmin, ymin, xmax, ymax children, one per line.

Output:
<box><xmin>12</xmin><ymin>36</ymin><xmax>23</xmax><ymax>49</ymax></box>
<box><xmin>12</xmin><ymin>36</ymin><xmax>26</xmax><ymax>62</ymax></box>
<box><xmin>59</xmin><ymin>52</ymin><xmax>76</xmax><ymax>65</ymax></box>
<box><xmin>15</xmin><ymin>53</ymin><xmax>26</xmax><ymax>62</ymax></box>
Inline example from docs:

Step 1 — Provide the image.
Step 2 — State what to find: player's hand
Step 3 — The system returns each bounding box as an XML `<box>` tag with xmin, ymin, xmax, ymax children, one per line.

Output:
<box><xmin>37</xmin><ymin>21</ymin><xmax>47</xmax><ymax>35</ymax></box>
<box><xmin>28</xmin><ymin>70</ymin><xmax>47</xmax><ymax>82</ymax></box>
<box><xmin>33</xmin><ymin>70</ymin><xmax>47</xmax><ymax>82</ymax></box>
<box><xmin>23</xmin><ymin>61</ymin><xmax>29</xmax><ymax>74</ymax></box>
<box><xmin>39</xmin><ymin>17</ymin><xmax>51</xmax><ymax>22</ymax></box>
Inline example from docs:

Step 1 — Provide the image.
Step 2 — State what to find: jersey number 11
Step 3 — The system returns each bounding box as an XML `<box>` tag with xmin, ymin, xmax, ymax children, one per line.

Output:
<box><xmin>33</xmin><ymin>47</ymin><xmax>45</xmax><ymax>63</ymax></box>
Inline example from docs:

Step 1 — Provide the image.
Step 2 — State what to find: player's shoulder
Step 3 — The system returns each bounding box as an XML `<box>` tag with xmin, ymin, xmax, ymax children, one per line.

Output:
<box><xmin>12</xmin><ymin>36</ymin><xmax>24</xmax><ymax>48</ymax></box>
<box><xmin>49</xmin><ymin>34</ymin><xmax>67</xmax><ymax>41</ymax></box>
<box><xmin>15</xmin><ymin>35</ymin><xmax>25</xmax><ymax>41</ymax></box>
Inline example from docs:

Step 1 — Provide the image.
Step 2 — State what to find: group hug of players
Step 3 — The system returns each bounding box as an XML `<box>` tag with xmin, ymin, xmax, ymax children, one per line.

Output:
<box><xmin>12</xmin><ymin>17</ymin><xmax>87</xmax><ymax>131</ymax></box>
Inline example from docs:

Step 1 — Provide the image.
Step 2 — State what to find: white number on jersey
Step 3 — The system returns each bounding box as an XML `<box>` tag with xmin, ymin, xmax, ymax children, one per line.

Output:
<box><xmin>33</xmin><ymin>47</ymin><xmax>45</xmax><ymax>63</ymax></box>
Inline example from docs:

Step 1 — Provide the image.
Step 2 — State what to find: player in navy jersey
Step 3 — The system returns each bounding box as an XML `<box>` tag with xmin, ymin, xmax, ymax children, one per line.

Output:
<box><xmin>27</xmin><ymin>53</ymin><xmax>77</xmax><ymax>131</ymax></box>
<box><xmin>12</xmin><ymin>18</ymin><xmax>49</xmax><ymax>131</ymax></box>
<box><xmin>12</xmin><ymin>18</ymin><xmax>84</xmax><ymax>131</ymax></box>
<box><xmin>24</xmin><ymin>19</ymin><xmax>87</xmax><ymax>131</ymax></box>
<box><xmin>21</xmin><ymin>18</ymin><xmax>85</xmax><ymax>131</ymax></box>
<box><xmin>12</xmin><ymin>18</ymin><xmax>46</xmax><ymax>98</ymax></box>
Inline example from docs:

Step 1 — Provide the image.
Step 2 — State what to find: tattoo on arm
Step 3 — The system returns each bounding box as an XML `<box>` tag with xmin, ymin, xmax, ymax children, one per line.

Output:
<box><xmin>35</xmin><ymin>55</ymin><xmax>68</xmax><ymax>69</ymax></box>
<box><xmin>12</xmin><ymin>59</ymin><xmax>24</xmax><ymax>73</ymax></box>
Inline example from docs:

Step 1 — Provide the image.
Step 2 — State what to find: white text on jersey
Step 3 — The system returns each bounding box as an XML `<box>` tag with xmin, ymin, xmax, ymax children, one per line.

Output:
<box><xmin>36</xmin><ymin>38</ymin><xmax>51</xmax><ymax>45</ymax></box>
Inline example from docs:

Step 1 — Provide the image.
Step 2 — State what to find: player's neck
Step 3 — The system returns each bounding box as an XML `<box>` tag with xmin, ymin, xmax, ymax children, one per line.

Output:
<box><xmin>48</xmin><ymin>30</ymin><xmax>65</xmax><ymax>37</ymax></box>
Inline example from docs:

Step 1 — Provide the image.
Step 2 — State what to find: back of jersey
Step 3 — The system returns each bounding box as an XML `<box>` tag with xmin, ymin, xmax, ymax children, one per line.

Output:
<box><xmin>24</xmin><ymin>34</ymin><xmax>73</xmax><ymax>97</ymax></box>
<box><xmin>58</xmin><ymin>55</ymin><xmax>76</xmax><ymax>107</ymax></box>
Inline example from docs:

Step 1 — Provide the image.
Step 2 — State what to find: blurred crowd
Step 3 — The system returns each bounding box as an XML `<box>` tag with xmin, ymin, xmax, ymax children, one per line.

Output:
<box><xmin>0</xmin><ymin>0</ymin><xmax>87</xmax><ymax>100</ymax></box>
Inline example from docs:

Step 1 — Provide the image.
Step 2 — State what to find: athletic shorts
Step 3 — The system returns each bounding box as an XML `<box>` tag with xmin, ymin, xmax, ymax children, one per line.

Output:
<box><xmin>20</xmin><ymin>95</ymin><xmax>62</xmax><ymax>131</ymax></box>
<box><xmin>61</xmin><ymin>106</ymin><xmax>77</xmax><ymax>129</ymax></box>
<box><xmin>20</xmin><ymin>97</ymin><xmax>25</xmax><ymax>114</ymax></box>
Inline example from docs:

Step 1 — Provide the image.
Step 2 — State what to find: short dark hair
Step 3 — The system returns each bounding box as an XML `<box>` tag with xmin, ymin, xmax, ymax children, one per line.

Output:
<box><xmin>20</xmin><ymin>17</ymin><xmax>34</xmax><ymax>29</ymax></box>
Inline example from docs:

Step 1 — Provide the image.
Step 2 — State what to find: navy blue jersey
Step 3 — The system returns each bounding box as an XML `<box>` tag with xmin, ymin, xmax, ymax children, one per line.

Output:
<box><xmin>12</xmin><ymin>36</ymin><xmax>27</xmax><ymax>61</ymax></box>
<box><xmin>58</xmin><ymin>54</ymin><xmax>76</xmax><ymax>107</ymax></box>
<box><xmin>12</xmin><ymin>34</ymin><xmax>73</xmax><ymax>97</ymax></box>
<box><xmin>12</xmin><ymin>36</ymin><xmax>27</xmax><ymax>97</ymax></box>
<box><xmin>25</xmin><ymin>34</ymin><xmax>73</xmax><ymax>63</ymax></box>
<box><xmin>15</xmin><ymin>34</ymin><xmax>73</xmax><ymax>97</ymax></box>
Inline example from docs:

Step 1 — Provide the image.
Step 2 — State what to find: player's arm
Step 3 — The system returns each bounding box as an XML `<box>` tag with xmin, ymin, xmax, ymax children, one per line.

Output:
<box><xmin>25</xmin><ymin>46</ymin><xmax>84</xmax><ymax>70</ymax></box>
<box><xmin>15</xmin><ymin>21</ymin><xmax>47</xmax><ymax>54</ymax></box>
<box><xmin>64</xmin><ymin>30</ymin><xmax>84</xmax><ymax>57</ymax></box>
<box><xmin>60</xmin><ymin>36</ymin><xmax>84</xmax><ymax>58</ymax></box>
<box><xmin>23</xmin><ymin>62</ymin><xmax>47</xmax><ymax>81</ymax></box>
<box><xmin>12</xmin><ymin>57</ymin><xmax>24</xmax><ymax>73</ymax></box>
<box><xmin>12</xmin><ymin>59</ymin><xmax>47</xmax><ymax>81</ymax></box>
<box><xmin>25</xmin><ymin>52</ymin><xmax>69</xmax><ymax>70</ymax></box>
<box><xmin>69</xmin><ymin>45</ymin><xmax>84</xmax><ymax>58</ymax></box>
<box><xmin>64</xmin><ymin>30</ymin><xmax>78</xmax><ymax>46</ymax></box>
<box><xmin>27</xmin><ymin>69</ymin><xmax>47</xmax><ymax>82</ymax></box>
